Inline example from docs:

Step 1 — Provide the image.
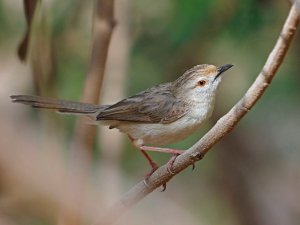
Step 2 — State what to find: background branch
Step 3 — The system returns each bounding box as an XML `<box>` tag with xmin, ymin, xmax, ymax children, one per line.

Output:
<box><xmin>73</xmin><ymin>0</ymin><xmax>115</xmax><ymax>153</ymax></box>
<box><xmin>17</xmin><ymin>0</ymin><xmax>40</xmax><ymax>62</ymax></box>
<box><xmin>58</xmin><ymin>1</ymin><xmax>115</xmax><ymax>225</ymax></box>
<box><xmin>98</xmin><ymin>4</ymin><xmax>300</xmax><ymax>225</ymax></box>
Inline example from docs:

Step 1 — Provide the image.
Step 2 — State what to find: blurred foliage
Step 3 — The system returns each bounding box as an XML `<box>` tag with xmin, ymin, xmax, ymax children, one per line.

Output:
<box><xmin>1</xmin><ymin>0</ymin><xmax>300</xmax><ymax>225</ymax></box>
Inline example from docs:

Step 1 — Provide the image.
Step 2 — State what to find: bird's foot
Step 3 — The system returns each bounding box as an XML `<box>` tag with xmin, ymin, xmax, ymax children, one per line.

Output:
<box><xmin>144</xmin><ymin>163</ymin><xmax>159</xmax><ymax>181</ymax></box>
<box><xmin>166</xmin><ymin>153</ymin><xmax>196</xmax><ymax>175</ymax></box>
<box><xmin>166</xmin><ymin>153</ymin><xmax>180</xmax><ymax>175</ymax></box>
<box><xmin>143</xmin><ymin>162</ymin><xmax>167</xmax><ymax>191</ymax></box>
<box><xmin>138</xmin><ymin>145</ymin><xmax>194</xmax><ymax>191</ymax></box>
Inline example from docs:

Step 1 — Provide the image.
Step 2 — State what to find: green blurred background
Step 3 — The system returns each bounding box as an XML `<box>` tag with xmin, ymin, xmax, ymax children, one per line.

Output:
<box><xmin>0</xmin><ymin>0</ymin><xmax>299</xmax><ymax>225</ymax></box>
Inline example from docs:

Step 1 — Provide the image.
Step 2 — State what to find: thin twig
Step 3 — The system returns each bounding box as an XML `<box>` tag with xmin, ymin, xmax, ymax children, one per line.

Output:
<box><xmin>97</xmin><ymin>4</ymin><xmax>300</xmax><ymax>225</ymax></box>
<box><xmin>73</xmin><ymin>0</ymin><xmax>115</xmax><ymax>153</ymax></box>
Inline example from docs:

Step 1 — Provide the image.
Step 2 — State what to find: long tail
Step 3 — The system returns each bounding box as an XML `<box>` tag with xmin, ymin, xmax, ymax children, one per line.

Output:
<box><xmin>10</xmin><ymin>95</ymin><xmax>108</xmax><ymax>115</ymax></box>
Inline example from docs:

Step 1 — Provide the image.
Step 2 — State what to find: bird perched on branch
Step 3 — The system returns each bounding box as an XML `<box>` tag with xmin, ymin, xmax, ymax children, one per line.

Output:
<box><xmin>11</xmin><ymin>64</ymin><xmax>233</xmax><ymax>190</ymax></box>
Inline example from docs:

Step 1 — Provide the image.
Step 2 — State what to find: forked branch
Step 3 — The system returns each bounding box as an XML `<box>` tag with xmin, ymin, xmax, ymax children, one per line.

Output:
<box><xmin>97</xmin><ymin>4</ymin><xmax>300</xmax><ymax>225</ymax></box>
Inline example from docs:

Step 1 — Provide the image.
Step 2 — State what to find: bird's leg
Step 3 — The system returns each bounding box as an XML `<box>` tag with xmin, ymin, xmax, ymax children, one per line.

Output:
<box><xmin>128</xmin><ymin>136</ymin><xmax>192</xmax><ymax>191</ymax></box>
<box><xmin>139</xmin><ymin>149</ymin><xmax>159</xmax><ymax>176</ymax></box>
<box><xmin>140</xmin><ymin>146</ymin><xmax>184</xmax><ymax>174</ymax></box>
<box><xmin>139</xmin><ymin>145</ymin><xmax>185</xmax><ymax>155</ymax></box>
<box><xmin>138</xmin><ymin>149</ymin><xmax>168</xmax><ymax>191</ymax></box>
<box><xmin>127</xmin><ymin>136</ymin><xmax>160</xmax><ymax>182</ymax></box>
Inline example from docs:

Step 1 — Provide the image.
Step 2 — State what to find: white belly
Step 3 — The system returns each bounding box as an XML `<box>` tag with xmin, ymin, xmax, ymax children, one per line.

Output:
<box><xmin>127</xmin><ymin>117</ymin><xmax>202</xmax><ymax>145</ymax></box>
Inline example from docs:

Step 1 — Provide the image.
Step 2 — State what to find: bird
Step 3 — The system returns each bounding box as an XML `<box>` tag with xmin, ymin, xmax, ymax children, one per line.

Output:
<box><xmin>11</xmin><ymin>64</ymin><xmax>233</xmax><ymax>189</ymax></box>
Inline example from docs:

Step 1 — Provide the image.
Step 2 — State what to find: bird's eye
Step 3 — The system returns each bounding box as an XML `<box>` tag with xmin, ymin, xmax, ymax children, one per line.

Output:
<box><xmin>197</xmin><ymin>80</ymin><xmax>207</xmax><ymax>87</ymax></box>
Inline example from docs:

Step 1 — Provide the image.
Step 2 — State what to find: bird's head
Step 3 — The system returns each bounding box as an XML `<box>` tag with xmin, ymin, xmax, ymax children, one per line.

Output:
<box><xmin>174</xmin><ymin>64</ymin><xmax>233</xmax><ymax>102</ymax></box>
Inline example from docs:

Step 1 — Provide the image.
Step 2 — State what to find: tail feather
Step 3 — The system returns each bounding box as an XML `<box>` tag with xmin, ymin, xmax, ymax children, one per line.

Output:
<box><xmin>10</xmin><ymin>95</ymin><xmax>107</xmax><ymax>115</ymax></box>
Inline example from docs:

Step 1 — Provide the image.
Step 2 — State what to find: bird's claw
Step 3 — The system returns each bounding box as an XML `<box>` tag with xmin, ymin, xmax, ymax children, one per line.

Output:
<box><xmin>143</xmin><ymin>164</ymin><xmax>158</xmax><ymax>185</ymax></box>
<box><xmin>166</xmin><ymin>153</ymin><xmax>196</xmax><ymax>173</ymax></box>
<box><xmin>166</xmin><ymin>153</ymin><xmax>180</xmax><ymax>175</ymax></box>
<box><xmin>143</xmin><ymin>164</ymin><xmax>167</xmax><ymax>191</ymax></box>
<box><xmin>191</xmin><ymin>163</ymin><xmax>195</xmax><ymax>171</ymax></box>
<box><xmin>161</xmin><ymin>183</ymin><xmax>167</xmax><ymax>192</ymax></box>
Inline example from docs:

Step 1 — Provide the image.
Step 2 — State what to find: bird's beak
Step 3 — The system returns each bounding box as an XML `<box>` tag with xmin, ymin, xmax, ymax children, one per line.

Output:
<box><xmin>214</xmin><ymin>64</ymin><xmax>234</xmax><ymax>81</ymax></box>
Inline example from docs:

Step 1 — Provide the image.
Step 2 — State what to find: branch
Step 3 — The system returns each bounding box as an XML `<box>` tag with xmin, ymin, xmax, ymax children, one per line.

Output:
<box><xmin>73</xmin><ymin>0</ymin><xmax>115</xmax><ymax>152</ymax></box>
<box><xmin>17</xmin><ymin>0</ymin><xmax>40</xmax><ymax>62</ymax></box>
<box><xmin>58</xmin><ymin>1</ymin><xmax>115</xmax><ymax>224</ymax></box>
<box><xmin>97</xmin><ymin>4</ymin><xmax>300</xmax><ymax>225</ymax></box>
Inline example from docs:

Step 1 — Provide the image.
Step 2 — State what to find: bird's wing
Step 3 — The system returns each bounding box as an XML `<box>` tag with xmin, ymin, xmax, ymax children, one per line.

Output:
<box><xmin>96</xmin><ymin>84</ymin><xmax>189</xmax><ymax>124</ymax></box>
